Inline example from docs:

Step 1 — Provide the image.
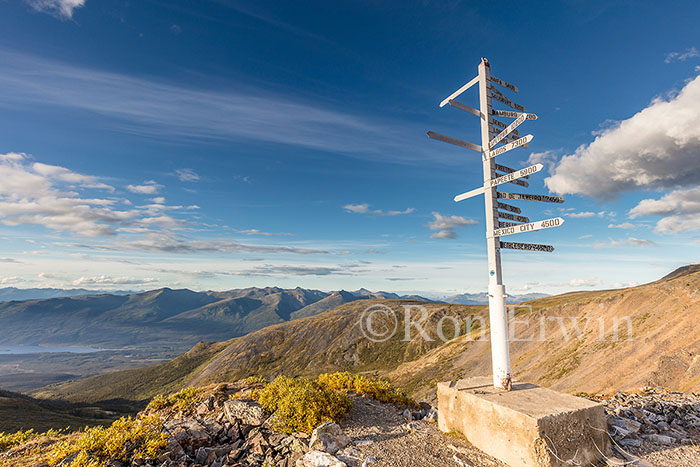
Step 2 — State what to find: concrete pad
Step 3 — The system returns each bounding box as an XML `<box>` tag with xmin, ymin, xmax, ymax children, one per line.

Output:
<box><xmin>438</xmin><ymin>376</ymin><xmax>610</xmax><ymax>467</ymax></box>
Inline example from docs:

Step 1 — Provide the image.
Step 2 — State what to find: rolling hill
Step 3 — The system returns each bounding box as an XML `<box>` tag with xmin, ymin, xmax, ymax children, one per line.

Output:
<box><xmin>33</xmin><ymin>264</ymin><xmax>700</xmax><ymax>411</ymax></box>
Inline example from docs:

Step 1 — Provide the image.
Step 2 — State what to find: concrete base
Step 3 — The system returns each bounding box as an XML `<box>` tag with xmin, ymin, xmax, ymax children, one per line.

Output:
<box><xmin>438</xmin><ymin>377</ymin><xmax>610</xmax><ymax>467</ymax></box>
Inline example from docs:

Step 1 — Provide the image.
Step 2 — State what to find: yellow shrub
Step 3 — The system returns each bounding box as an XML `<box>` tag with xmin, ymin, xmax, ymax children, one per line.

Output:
<box><xmin>253</xmin><ymin>376</ymin><xmax>352</xmax><ymax>434</ymax></box>
<box><xmin>242</xmin><ymin>375</ymin><xmax>268</xmax><ymax>385</ymax></box>
<box><xmin>317</xmin><ymin>372</ymin><xmax>417</xmax><ymax>408</ymax></box>
<box><xmin>45</xmin><ymin>415</ymin><xmax>167</xmax><ymax>466</ymax></box>
<box><xmin>146</xmin><ymin>387</ymin><xmax>202</xmax><ymax>413</ymax></box>
<box><xmin>0</xmin><ymin>428</ymin><xmax>65</xmax><ymax>452</ymax></box>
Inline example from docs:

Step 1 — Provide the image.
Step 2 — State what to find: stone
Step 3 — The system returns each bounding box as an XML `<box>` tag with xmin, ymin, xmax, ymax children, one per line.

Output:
<box><xmin>296</xmin><ymin>450</ymin><xmax>347</xmax><ymax>467</ymax></box>
<box><xmin>223</xmin><ymin>399</ymin><xmax>270</xmax><ymax>426</ymax></box>
<box><xmin>618</xmin><ymin>438</ymin><xmax>641</xmax><ymax>448</ymax></box>
<box><xmin>309</xmin><ymin>422</ymin><xmax>351</xmax><ymax>455</ymax></box>
<box><xmin>424</xmin><ymin>408</ymin><xmax>438</xmax><ymax>423</ymax></box>
<box><xmin>163</xmin><ymin>418</ymin><xmax>212</xmax><ymax>449</ymax></box>
<box><xmin>641</xmin><ymin>434</ymin><xmax>674</xmax><ymax>445</ymax></box>
<box><xmin>361</xmin><ymin>457</ymin><xmax>377</xmax><ymax>467</ymax></box>
<box><xmin>438</xmin><ymin>376</ymin><xmax>610</xmax><ymax>467</ymax></box>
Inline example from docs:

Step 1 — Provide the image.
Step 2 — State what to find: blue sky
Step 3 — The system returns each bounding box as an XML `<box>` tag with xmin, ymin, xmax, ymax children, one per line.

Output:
<box><xmin>0</xmin><ymin>0</ymin><xmax>699</xmax><ymax>295</ymax></box>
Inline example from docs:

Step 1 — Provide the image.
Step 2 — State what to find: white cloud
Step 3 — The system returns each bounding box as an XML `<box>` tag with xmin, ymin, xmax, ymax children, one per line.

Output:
<box><xmin>594</xmin><ymin>237</ymin><xmax>656</xmax><ymax>249</ymax></box>
<box><xmin>545</xmin><ymin>75</ymin><xmax>700</xmax><ymax>199</ymax></box>
<box><xmin>430</xmin><ymin>230</ymin><xmax>458</xmax><ymax>239</ymax></box>
<box><xmin>0</xmin><ymin>276</ymin><xmax>23</xmax><ymax>285</ymax></box>
<box><xmin>0</xmin><ymin>152</ymin><xmax>127</xmax><ymax>236</ymax></box>
<box><xmin>343</xmin><ymin>204</ymin><xmax>415</xmax><ymax>216</ymax></box>
<box><xmin>24</xmin><ymin>0</ymin><xmax>86</xmax><ymax>19</ymax></box>
<box><xmin>608</xmin><ymin>222</ymin><xmax>636</xmax><ymax>229</ymax></box>
<box><xmin>630</xmin><ymin>186</ymin><xmax>700</xmax><ymax>233</ymax></box>
<box><xmin>175</xmin><ymin>168</ymin><xmax>200</xmax><ymax>182</ymax></box>
<box><xmin>569</xmin><ymin>211</ymin><xmax>596</xmax><ymax>218</ymax></box>
<box><xmin>665</xmin><ymin>47</ymin><xmax>700</xmax><ymax>63</ymax></box>
<box><xmin>126</xmin><ymin>180</ymin><xmax>162</xmax><ymax>195</ymax></box>
<box><xmin>72</xmin><ymin>275</ymin><xmax>160</xmax><ymax>286</ymax></box>
<box><xmin>428</xmin><ymin>212</ymin><xmax>477</xmax><ymax>239</ymax></box>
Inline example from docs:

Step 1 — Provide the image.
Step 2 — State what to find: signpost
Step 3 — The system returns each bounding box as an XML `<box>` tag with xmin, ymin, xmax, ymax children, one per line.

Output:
<box><xmin>427</xmin><ymin>58</ymin><xmax>565</xmax><ymax>391</ymax></box>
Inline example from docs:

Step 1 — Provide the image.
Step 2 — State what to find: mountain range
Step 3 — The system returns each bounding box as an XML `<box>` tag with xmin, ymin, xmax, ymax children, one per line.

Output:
<box><xmin>0</xmin><ymin>287</ymin><xmax>135</xmax><ymax>303</ymax></box>
<box><xmin>32</xmin><ymin>265</ymin><xmax>700</xmax><ymax>416</ymax></box>
<box><xmin>0</xmin><ymin>286</ymin><xmax>430</xmax><ymax>351</ymax></box>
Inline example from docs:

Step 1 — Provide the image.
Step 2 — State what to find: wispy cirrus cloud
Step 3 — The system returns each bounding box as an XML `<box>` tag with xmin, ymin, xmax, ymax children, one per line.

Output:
<box><xmin>236</xmin><ymin>229</ymin><xmax>294</xmax><ymax>236</ymax></box>
<box><xmin>72</xmin><ymin>275</ymin><xmax>160</xmax><ymax>286</ymax></box>
<box><xmin>665</xmin><ymin>47</ymin><xmax>699</xmax><ymax>63</ymax></box>
<box><xmin>24</xmin><ymin>0</ymin><xmax>86</xmax><ymax>19</ymax></box>
<box><xmin>175</xmin><ymin>169</ymin><xmax>200</xmax><ymax>182</ymax></box>
<box><xmin>343</xmin><ymin>204</ymin><xmax>415</xmax><ymax>216</ymax></box>
<box><xmin>0</xmin><ymin>50</ymin><xmax>442</xmax><ymax>164</ymax></box>
<box><xmin>594</xmin><ymin>237</ymin><xmax>656</xmax><ymax>249</ymax></box>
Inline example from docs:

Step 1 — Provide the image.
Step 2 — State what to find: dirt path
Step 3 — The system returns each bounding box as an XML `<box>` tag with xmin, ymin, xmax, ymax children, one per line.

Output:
<box><xmin>340</xmin><ymin>397</ymin><xmax>506</xmax><ymax>467</ymax></box>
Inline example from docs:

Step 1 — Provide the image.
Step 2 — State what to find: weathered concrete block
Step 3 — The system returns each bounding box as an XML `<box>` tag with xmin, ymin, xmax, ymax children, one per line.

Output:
<box><xmin>438</xmin><ymin>376</ymin><xmax>610</xmax><ymax>467</ymax></box>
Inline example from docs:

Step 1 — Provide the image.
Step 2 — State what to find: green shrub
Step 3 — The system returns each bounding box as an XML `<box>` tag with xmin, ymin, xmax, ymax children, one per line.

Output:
<box><xmin>317</xmin><ymin>372</ymin><xmax>417</xmax><ymax>408</ymax></box>
<box><xmin>253</xmin><ymin>376</ymin><xmax>352</xmax><ymax>434</ymax></box>
<box><xmin>45</xmin><ymin>415</ymin><xmax>167</xmax><ymax>467</ymax></box>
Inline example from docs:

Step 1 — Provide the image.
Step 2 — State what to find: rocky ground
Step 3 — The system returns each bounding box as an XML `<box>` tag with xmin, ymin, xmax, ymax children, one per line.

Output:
<box><xmin>5</xmin><ymin>384</ymin><xmax>700</xmax><ymax>466</ymax></box>
<box><xmin>595</xmin><ymin>387</ymin><xmax>700</xmax><ymax>467</ymax></box>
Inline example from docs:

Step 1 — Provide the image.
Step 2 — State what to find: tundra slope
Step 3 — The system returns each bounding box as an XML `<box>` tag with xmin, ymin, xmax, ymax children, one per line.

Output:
<box><xmin>35</xmin><ymin>265</ymin><xmax>700</xmax><ymax>407</ymax></box>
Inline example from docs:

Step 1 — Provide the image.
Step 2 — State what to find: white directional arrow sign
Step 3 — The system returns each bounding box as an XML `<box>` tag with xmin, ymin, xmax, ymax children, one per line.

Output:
<box><xmin>491</xmin><ymin>217</ymin><xmax>565</xmax><ymax>238</ymax></box>
<box><xmin>490</xmin><ymin>113</ymin><xmax>528</xmax><ymax>148</ymax></box>
<box><xmin>427</xmin><ymin>131</ymin><xmax>482</xmax><ymax>153</ymax></box>
<box><xmin>440</xmin><ymin>76</ymin><xmax>479</xmax><ymax>107</ymax></box>
<box><xmin>454</xmin><ymin>163</ymin><xmax>542</xmax><ymax>202</ymax></box>
<box><xmin>483</xmin><ymin>135</ymin><xmax>534</xmax><ymax>161</ymax></box>
<box><xmin>495</xmin><ymin>163</ymin><xmax>528</xmax><ymax>178</ymax></box>
<box><xmin>448</xmin><ymin>100</ymin><xmax>482</xmax><ymax>118</ymax></box>
<box><xmin>492</xmin><ymin>109</ymin><xmax>538</xmax><ymax>120</ymax></box>
<box><xmin>487</xmin><ymin>163</ymin><xmax>542</xmax><ymax>188</ymax></box>
<box><xmin>454</xmin><ymin>186</ymin><xmax>486</xmax><ymax>202</ymax></box>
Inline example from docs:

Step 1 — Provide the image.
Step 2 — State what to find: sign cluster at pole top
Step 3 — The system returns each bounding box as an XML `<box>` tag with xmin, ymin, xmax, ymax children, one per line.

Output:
<box><xmin>426</xmin><ymin>57</ymin><xmax>566</xmax><ymax>391</ymax></box>
<box><xmin>429</xmin><ymin>59</ymin><xmax>566</xmax><ymax>253</ymax></box>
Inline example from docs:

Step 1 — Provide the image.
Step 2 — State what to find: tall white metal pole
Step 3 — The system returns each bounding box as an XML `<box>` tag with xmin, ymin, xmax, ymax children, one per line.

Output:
<box><xmin>478</xmin><ymin>58</ymin><xmax>512</xmax><ymax>391</ymax></box>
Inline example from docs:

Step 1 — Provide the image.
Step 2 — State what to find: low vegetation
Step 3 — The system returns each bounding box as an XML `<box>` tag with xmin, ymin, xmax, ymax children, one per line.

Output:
<box><xmin>317</xmin><ymin>371</ymin><xmax>417</xmax><ymax>408</ymax></box>
<box><xmin>146</xmin><ymin>387</ymin><xmax>202</xmax><ymax>413</ymax></box>
<box><xmin>44</xmin><ymin>415</ymin><xmax>167</xmax><ymax>467</ymax></box>
<box><xmin>0</xmin><ymin>428</ymin><xmax>64</xmax><ymax>452</ymax></box>
<box><xmin>252</xmin><ymin>375</ymin><xmax>353</xmax><ymax>434</ymax></box>
<box><xmin>2</xmin><ymin>373</ymin><xmax>416</xmax><ymax>466</ymax></box>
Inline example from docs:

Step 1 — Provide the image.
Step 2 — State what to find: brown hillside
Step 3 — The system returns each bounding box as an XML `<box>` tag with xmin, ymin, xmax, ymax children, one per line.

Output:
<box><xmin>35</xmin><ymin>265</ymin><xmax>700</xmax><ymax>406</ymax></box>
